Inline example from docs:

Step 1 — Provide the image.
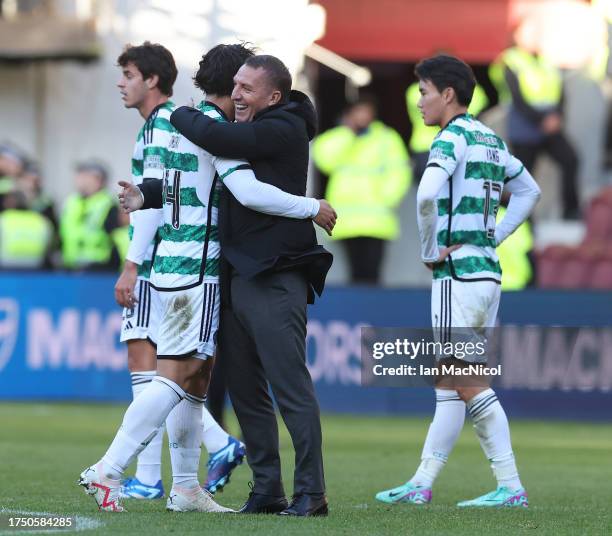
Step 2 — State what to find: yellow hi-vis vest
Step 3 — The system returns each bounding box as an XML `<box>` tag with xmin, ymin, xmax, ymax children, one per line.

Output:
<box><xmin>489</xmin><ymin>47</ymin><xmax>562</xmax><ymax>107</ymax></box>
<box><xmin>111</xmin><ymin>225</ymin><xmax>130</xmax><ymax>271</ymax></box>
<box><xmin>0</xmin><ymin>209</ymin><xmax>52</xmax><ymax>268</ymax></box>
<box><xmin>312</xmin><ymin>121</ymin><xmax>412</xmax><ymax>240</ymax></box>
<box><xmin>60</xmin><ymin>190</ymin><xmax>116</xmax><ymax>269</ymax></box>
<box><xmin>405</xmin><ymin>83</ymin><xmax>489</xmax><ymax>154</ymax></box>
<box><xmin>496</xmin><ymin>207</ymin><xmax>533</xmax><ymax>290</ymax></box>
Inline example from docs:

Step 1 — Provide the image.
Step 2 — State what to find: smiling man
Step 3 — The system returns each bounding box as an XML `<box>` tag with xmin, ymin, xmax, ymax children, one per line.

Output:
<box><xmin>170</xmin><ymin>55</ymin><xmax>332</xmax><ymax>516</ymax></box>
<box><xmin>375</xmin><ymin>55</ymin><xmax>541</xmax><ymax>508</ymax></box>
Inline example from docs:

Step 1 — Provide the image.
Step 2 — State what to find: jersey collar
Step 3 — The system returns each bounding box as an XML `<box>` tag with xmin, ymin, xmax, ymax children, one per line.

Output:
<box><xmin>441</xmin><ymin>112</ymin><xmax>470</xmax><ymax>131</ymax></box>
<box><xmin>147</xmin><ymin>100</ymin><xmax>173</xmax><ymax>121</ymax></box>
<box><xmin>203</xmin><ymin>100</ymin><xmax>230</xmax><ymax>122</ymax></box>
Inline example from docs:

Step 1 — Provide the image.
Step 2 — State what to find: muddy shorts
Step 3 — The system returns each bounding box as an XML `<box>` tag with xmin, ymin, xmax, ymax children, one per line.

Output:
<box><xmin>148</xmin><ymin>281</ymin><xmax>219</xmax><ymax>359</ymax></box>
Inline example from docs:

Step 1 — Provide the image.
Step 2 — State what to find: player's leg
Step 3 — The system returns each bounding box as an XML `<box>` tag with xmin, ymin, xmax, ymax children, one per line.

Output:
<box><xmin>178</xmin><ymin>282</ymin><xmax>245</xmax><ymax>493</ymax></box>
<box><xmin>119</xmin><ymin>280</ymin><xmax>165</xmax><ymax>499</ymax></box>
<box><xmin>453</xmin><ymin>282</ymin><xmax>527</xmax><ymax>507</ymax></box>
<box><xmin>164</xmin><ymin>356</ymin><xmax>233</xmax><ymax>513</ymax></box>
<box><xmin>79</xmin><ymin>290</ymin><xmax>220</xmax><ymax>512</ymax></box>
<box><xmin>122</xmin><ymin>340</ymin><xmax>166</xmax><ymax>498</ymax></box>
<box><xmin>78</xmin><ymin>371</ymin><xmax>186</xmax><ymax>512</ymax></box>
<box><xmin>376</xmin><ymin>278</ymin><xmax>464</xmax><ymax>505</ymax></box>
<box><xmin>202</xmin><ymin>400</ymin><xmax>246</xmax><ymax>494</ymax></box>
<box><xmin>205</xmin><ymin>356</ymin><xmax>228</xmax><ymax>430</ymax></box>
<box><xmin>158</xmin><ymin>283</ymin><xmax>233</xmax><ymax>512</ymax></box>
<box><xmin>199</xmin><ymin>352</ymin><xmax>231</xmax><ymax>457</ymax></box>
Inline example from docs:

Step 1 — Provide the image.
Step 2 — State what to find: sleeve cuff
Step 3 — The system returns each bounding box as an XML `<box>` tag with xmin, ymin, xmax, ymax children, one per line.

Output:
<box><xmin>309</xmin><ymin>198</ymin><xmax>320</xmax><ymax>218</ymax></box>
<box><xmin>421</xmin><ymin>248</ymin><xmax>440</xmax><ymax>263</ymax></box>
<box><xmin>125</xmin><ymin>250</ymin><xmax>144</xmax><ymax>265</ymax></box>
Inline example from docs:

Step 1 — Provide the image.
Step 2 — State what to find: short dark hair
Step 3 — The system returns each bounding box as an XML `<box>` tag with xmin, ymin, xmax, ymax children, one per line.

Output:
<box><xmin>414</xmin><ymin>54</ymin><xmax>476</xmax><ymax>106</ymax></box>
<box><xmin>117</xmin><ymin>42</ymin><xmax>177</xmax><ymax>97</ymax></box>
<box><xmin>244</xmin><ymin>55</ymin><xmax>292</xmax><ymax>102</ymax></box>
<box><xmin>194</xmin><ymin>43</ymin><xmax>256</xmax><ymax>96</ymax></box>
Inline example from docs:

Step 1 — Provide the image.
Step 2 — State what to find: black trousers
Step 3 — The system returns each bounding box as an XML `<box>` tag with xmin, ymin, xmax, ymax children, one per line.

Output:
<box><xmin>206</xmin><ymin>356</ymin><xmax>227</xmax><ymax>430</ymax></box>
<box><xmin>219</xmin><ymin>269</ymin><xmax>325</xmax><ymax>497</ymax></box>
<box><xmin>512</xmin><ymin>133</ymin><xmax>580</xmax><ymax>219</ymax></box>
<box><xmin>343</xmin><ymin>237</ymin><xmax>386</xmax><ymax>285</ymax></box>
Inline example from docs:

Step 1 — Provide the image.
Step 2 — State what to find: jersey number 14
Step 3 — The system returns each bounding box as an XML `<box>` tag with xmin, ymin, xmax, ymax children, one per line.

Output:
<box><xmin>163</xmin><ymin>169</ymin><xmax>181</xmax><ymax>230</ymax></box>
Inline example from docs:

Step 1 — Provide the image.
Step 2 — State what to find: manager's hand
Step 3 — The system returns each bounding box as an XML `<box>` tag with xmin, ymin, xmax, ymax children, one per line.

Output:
<box><xmin>118</xmin><ymin>180</ymin><xmax>144</xmax><ymax>213</ymax></box>
<box><xmin>314</xmin><ymin>200</ymin><xmax>337</xmax><ymax>236</ymax></box>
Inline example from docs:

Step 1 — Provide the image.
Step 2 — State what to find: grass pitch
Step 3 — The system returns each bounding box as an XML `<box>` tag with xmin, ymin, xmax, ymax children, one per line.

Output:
<box><xmin>0</xmin><ymin>402</ymin><xmax>610</xmax><ymax>535</ymax></box>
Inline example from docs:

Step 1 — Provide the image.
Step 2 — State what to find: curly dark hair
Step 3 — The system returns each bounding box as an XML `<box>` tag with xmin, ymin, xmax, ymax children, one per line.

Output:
<box><xmin>117</xmin><ymin>42</ymin><xmax>177</xmax><ymax>97</ymax></box>
<box><xmin>193</xmin><ymin>43</ymin><xmax>256</xmax><ymax>96</ymax></box>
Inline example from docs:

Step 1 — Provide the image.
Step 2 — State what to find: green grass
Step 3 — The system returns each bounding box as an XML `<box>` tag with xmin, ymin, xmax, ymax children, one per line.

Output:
<box><xmin>0</xmin><ymin>403</ymin><xmax>611</xmax><ymax>535</ymax></box>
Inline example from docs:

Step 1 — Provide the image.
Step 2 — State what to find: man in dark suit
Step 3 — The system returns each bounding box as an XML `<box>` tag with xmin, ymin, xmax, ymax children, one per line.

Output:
<box><xmin>170</xmin><ymin>54</ymin><xmax>332</xmax><ymax>517</ymax></box>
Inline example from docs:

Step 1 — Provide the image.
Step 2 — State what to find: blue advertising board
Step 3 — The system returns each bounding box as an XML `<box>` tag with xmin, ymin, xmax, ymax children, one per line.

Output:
<box><xmin>1</xmin><ymin>273</ymin><xmax>611</xmax><ymax>420</ymax></box>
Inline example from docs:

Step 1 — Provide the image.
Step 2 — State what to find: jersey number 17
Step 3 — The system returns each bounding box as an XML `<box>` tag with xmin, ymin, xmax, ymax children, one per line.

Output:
<box><xmin>483</xmin><ymin>180</ymin><xmax>502</xmax><ymax>240</ymax></box>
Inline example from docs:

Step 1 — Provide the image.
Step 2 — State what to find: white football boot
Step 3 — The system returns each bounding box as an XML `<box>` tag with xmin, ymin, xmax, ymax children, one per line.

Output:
<box><xmin>78</xmin><ymin>463</ymin><xmax>125</xmax><ymax>512</ymax></box>
<box><xmin>166</xmin><ymin>485</ymin><xmax>234</xmax><ymax>513</ymax></box>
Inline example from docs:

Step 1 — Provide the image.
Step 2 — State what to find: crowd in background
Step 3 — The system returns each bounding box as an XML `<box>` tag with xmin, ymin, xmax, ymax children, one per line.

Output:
<box><xmin>0</xmin><ymin>143</ymin><xmax>128</xmax><ymax>272</ymax></box>
<box><xmin>2</xmin><ymin>43</ymin><xmax>611</xmax><ymax>286</ymax></box>
<box><xmin>311</xmin><ymin>42</ymin><xmax>611</xmax><ymax>289</ymax></box>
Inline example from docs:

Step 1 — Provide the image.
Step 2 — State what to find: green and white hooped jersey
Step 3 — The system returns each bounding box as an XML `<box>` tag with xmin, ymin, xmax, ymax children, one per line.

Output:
<box><xmin>427</xmin><ymin>114</ymin><xmax>524</xmax><ymax>283</ymax></box>
<box><xmin>130</xmin><ymin>101</ymin><xmax>174</xmax><ymax>279</ymax></box>
<box><xmin>150</xmin><ymin>101</ymin><xmax>250</xmax><ymax>291</ymax></box>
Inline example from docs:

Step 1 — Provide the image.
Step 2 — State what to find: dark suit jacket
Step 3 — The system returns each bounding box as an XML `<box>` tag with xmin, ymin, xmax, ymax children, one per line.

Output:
<box><xmin>170</xmin><ymin>90</ymin><xmax>332</xmax><ymax>303</ymax></box>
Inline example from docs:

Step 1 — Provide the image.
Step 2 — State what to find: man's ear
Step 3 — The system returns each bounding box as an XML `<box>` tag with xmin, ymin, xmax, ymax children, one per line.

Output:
<box><xmin>269</xmin><ymin>90</ymin><xmax>282</xmax><ymax>106</ymax></box>
<box><xmin>146</xmin><ymin>74</ymin><xmax>159</xmax><ymax>90</ymax></box>
<box><xmin>443</xmin><ymin>87</ymin><xmax>456</xmax><ymax>105</ymax></box>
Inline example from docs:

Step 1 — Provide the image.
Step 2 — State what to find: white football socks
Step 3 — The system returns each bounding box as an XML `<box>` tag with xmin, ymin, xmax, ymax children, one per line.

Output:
<box><xmin>202</xmin><ymin>405</ymin><xmax>230</xmax><ymax>454</ymax></box>
<box><xmin>101</xmin><ymin>376</ymin><xmax>184</xmax><ymax>480</ymax></box>
<box><xmin>411</xmin><ymin>389</ymin><xmax>466</xmax><ymax>488</ymax></box>
<box><xmin>467</xmin><ymin>388</ymin><xmax>523</xmax><ymax>491</ymax></box>
<box><xmin>167</xmin><ymin>393</ymin><xmax>205</xmax><ymax>489</ymax></box>
<box><xmin>130</xmin><ymin>371</ymin><xmax>164</xmax><ymax>486</ymax></box>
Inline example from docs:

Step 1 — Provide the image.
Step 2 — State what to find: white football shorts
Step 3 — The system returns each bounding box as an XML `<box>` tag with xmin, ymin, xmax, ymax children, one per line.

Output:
<box><xmin>430</xmin><ymin>277</ymin><xmax>501</xmax><ymax>363</ymax></box>
<box><xmin>120</xmin><ymin>279</ymin><xmax>154</xmax><ymax>342</ymax></box>
<box><xmin>148</xmin><ymin>281</ymin><xmax>219</xmax><ymax>360</ymax></box>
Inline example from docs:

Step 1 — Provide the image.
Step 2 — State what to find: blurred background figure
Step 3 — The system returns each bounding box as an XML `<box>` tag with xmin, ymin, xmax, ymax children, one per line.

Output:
<box><xmin>59</xmin><ymin>161</ymin><xmax>120</xmax><ymax>272</ymax></box>
<box><xmin>405</xmin><ymin>82</ymin><xmax>489</xmax><ymax>181</ymax></box>
<box><xmin>111</xmin><ymin>209</ymin><xmax>131</xmax><ymax>271</ymax></box>
<box><xmin>492</xmin><ymin>43</ymin><xmax>581</xmax><ymax>219</ymax></box>
<box><xmin>0</xmin><ymin>188</ymin><xmax>53</xmax><ymax>270</ymax></box>
<box><xmin>0</xmin><ymin>143</ymin><xmax>27</xmax><ymax>201</ymax></box>
<box><xmin>17</xmin><ymin>160</ymin><xmax>59</xmax><ymax>231</ymax></box>
<box><xmin>312</xmin><ymin>96</ymin><xmax>412</xmax><ymax>285</ymax></box>
<box><xmin>496</xmin><ymin>194</ymin><xmax>535</xmax><ymax>291</ymax></box>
